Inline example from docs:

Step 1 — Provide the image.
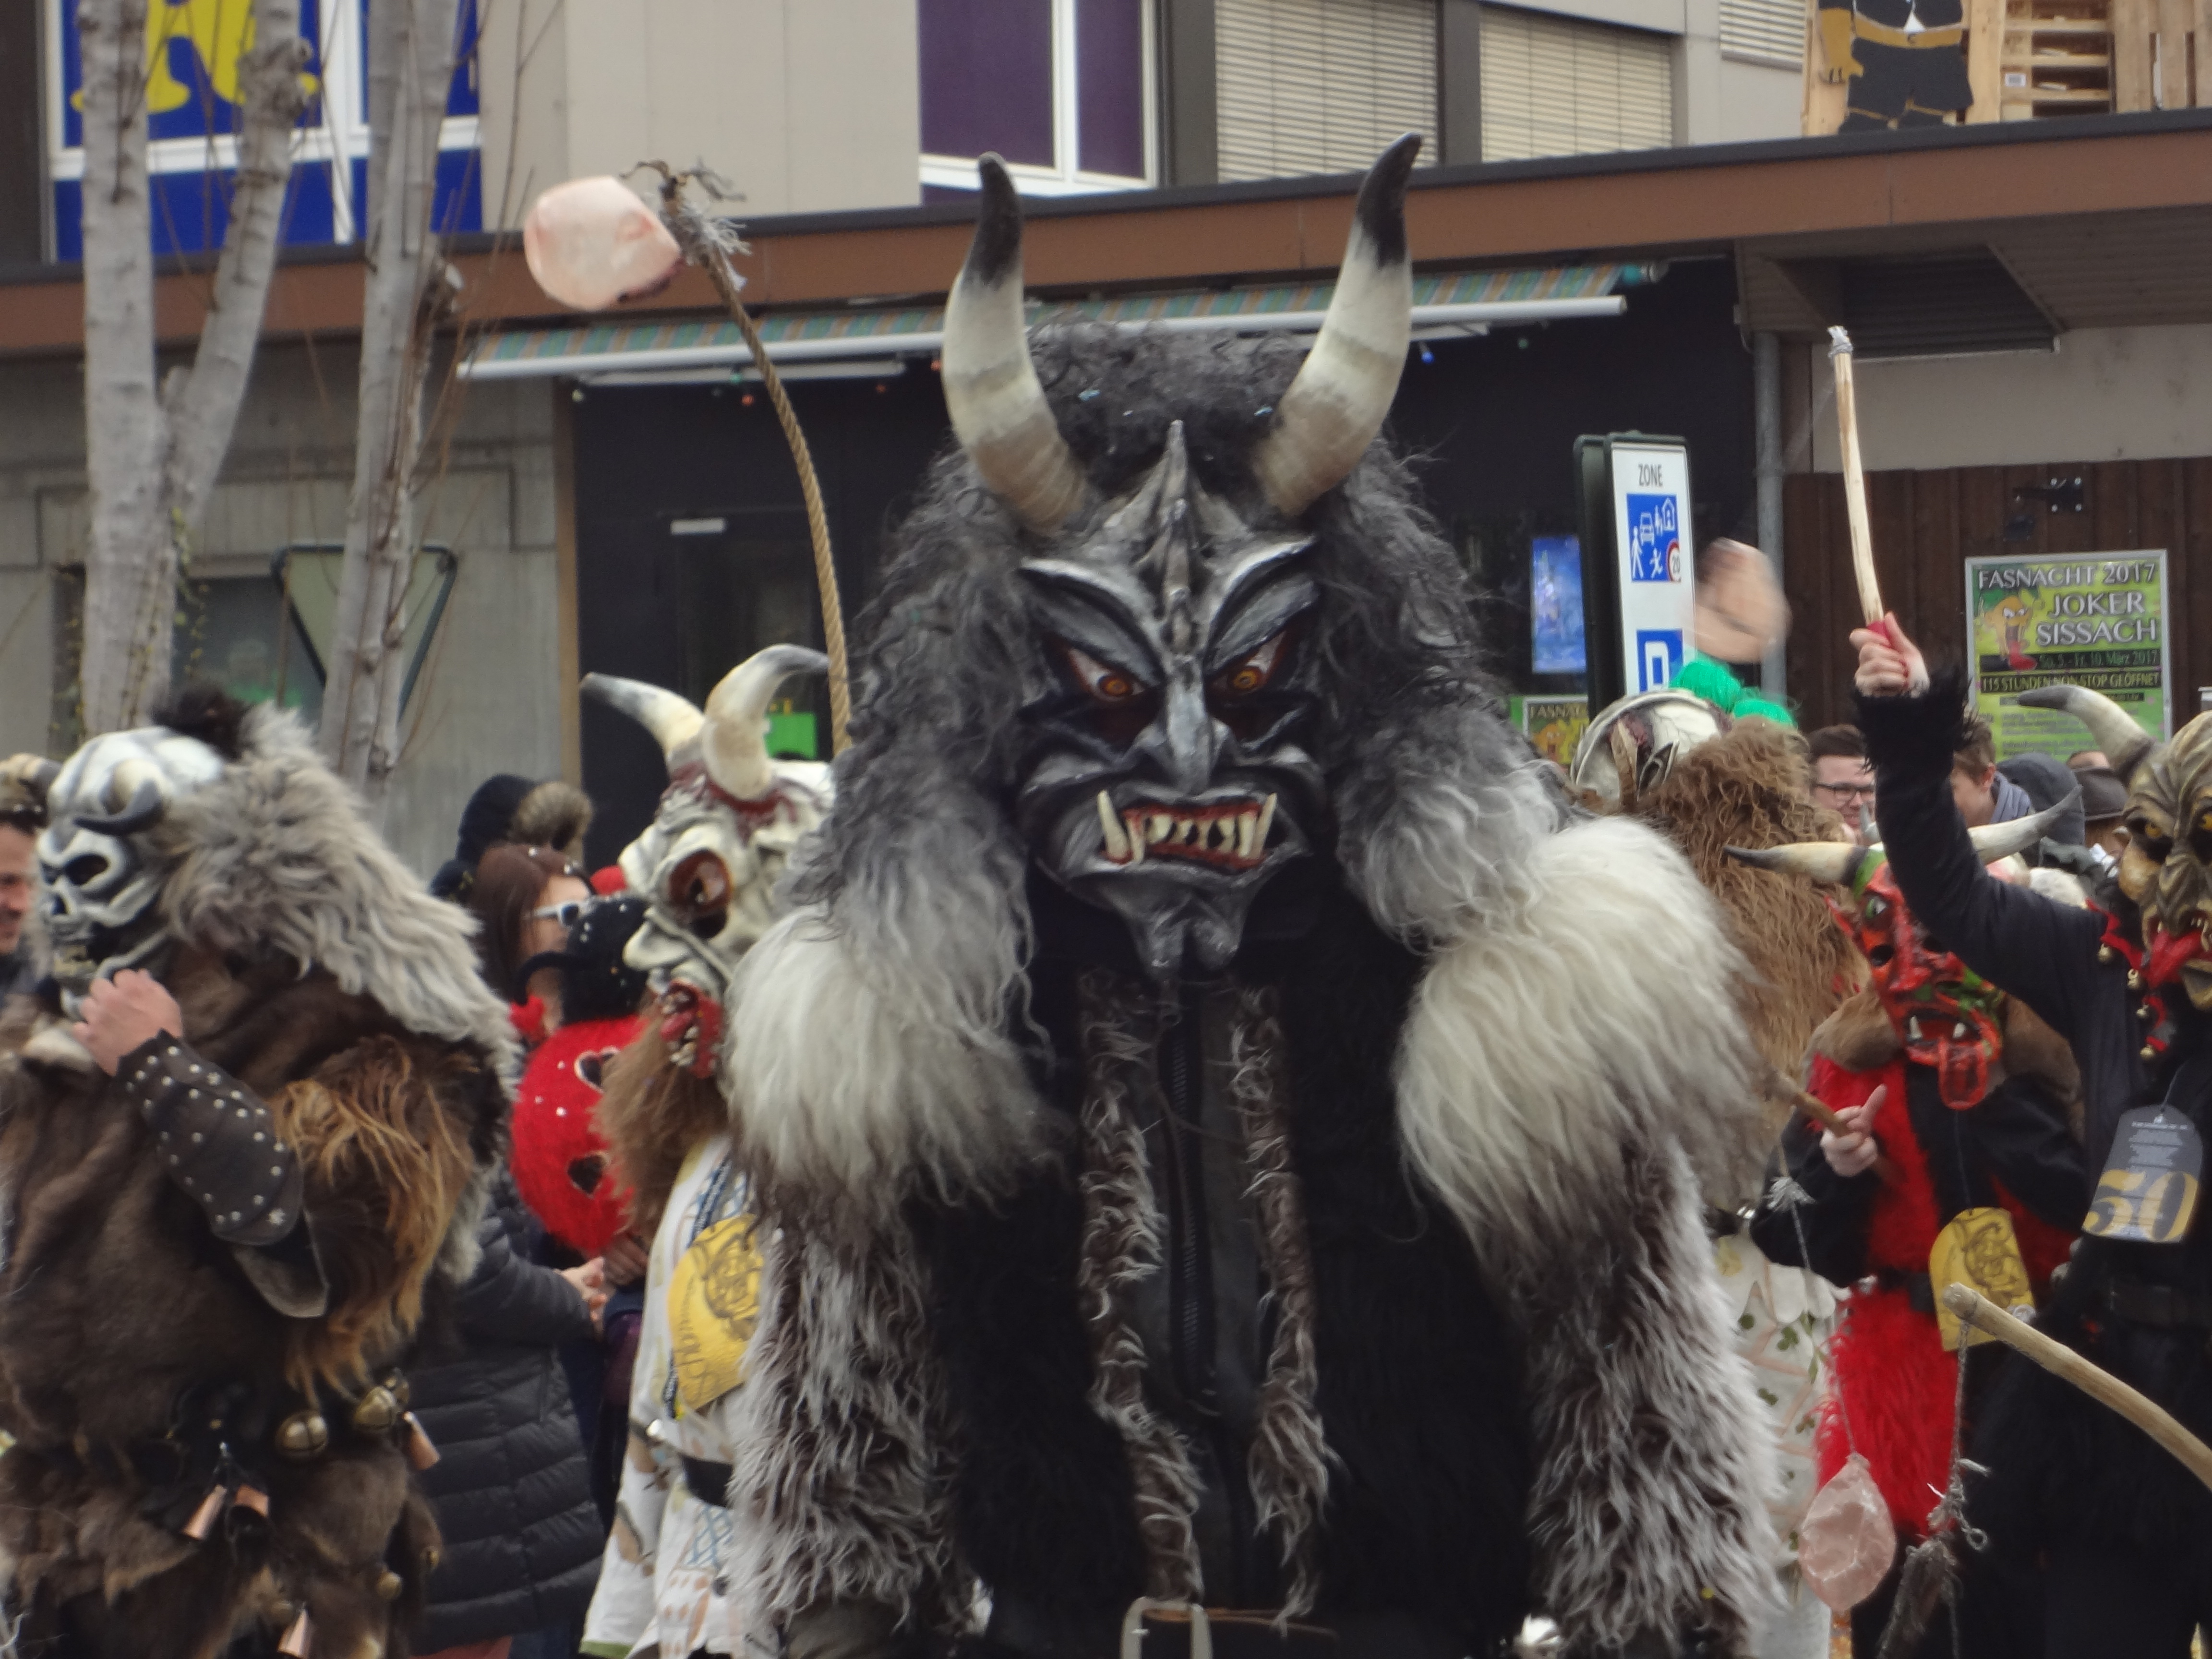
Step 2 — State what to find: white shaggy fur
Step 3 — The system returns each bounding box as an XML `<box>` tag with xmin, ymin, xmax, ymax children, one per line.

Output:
<box><xmin>722</xmin><ymin>906</ymin><xmax>1045</xmax><ymax>1211</ymax></box>
<box><xmin>1395</xmin><ymin>814</ymin><xmax>1776</xmax><ymax>1648</ymax></box>
<box><xmin>155</xmin><ymin>707</ymin><xmax>517</xmax><ymax>1074</ymax></box>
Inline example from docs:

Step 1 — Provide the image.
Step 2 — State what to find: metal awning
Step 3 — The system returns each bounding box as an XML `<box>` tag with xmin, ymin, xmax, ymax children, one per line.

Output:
<box><xmin>457</xmin><ymin>263</ymin><xmax>1660</xmax><ymax>382</ymax></box>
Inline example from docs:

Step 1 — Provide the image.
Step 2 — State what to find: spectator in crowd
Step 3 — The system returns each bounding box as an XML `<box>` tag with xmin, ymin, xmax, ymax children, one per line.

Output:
<box><xmin>1806</xmin><ymin>724</ymin><xmax>1877</xmax><ymax>835</ymax></box>
<box><xmin>430</xmin><ymin>775</ymin><xmax>593</xmax><ymax>903</ymax></box>
<box><xmin>411</xmin><ymin>1172</ymin><xmax>609</xmax><ymax>1659</ymax></box>
<box><xmin>2073</xmin><ymin>763</ymin><xmax>2129</xmax><ymax>860</ymax></box>
<box><xmin>467</xmin><ymin>844</ymin><xmax>592</xmax><ymax>1031</ymax></box>
<box><xmin>1951</xmin><ymin>713</ymin><xmax>2035</xmax><ymax>827</ymax></box>
<box><xmin>0</xmin><ymin>777</ymin><xmax>40</xmax><ymax>999</ymax></box>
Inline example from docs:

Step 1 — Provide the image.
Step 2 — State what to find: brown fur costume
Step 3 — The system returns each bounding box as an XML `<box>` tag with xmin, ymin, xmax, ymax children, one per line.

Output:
<box><xmin>0</xmin><ymin>709</ymin><xmax>509</xmax><ymax>1659</ymax></box>
<box><xmin>595</xmin><ymin>1021</ymin><xmax>726</xmax><ymax>1238</ymax></box>
<box><xmin>1626</xmin><ymin>721</ymin><xmax>1866</xmax><ymax>1111</ymax></box>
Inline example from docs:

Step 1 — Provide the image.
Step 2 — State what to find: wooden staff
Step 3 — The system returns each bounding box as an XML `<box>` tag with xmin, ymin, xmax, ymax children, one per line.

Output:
<box><xmin>649</xmin><ymin>166</ymin><xmax>852</xmax><ymax>755</ymax></box>
<box><xmin>1941</xmin><ymin>1284</ymin><xmax>2212</xmax><ymax>1494</ymax></box>
<box><xmin>1828</xmin><ymin>326</ymin><xmax>1884</xmax><ymax>628</ymax></box>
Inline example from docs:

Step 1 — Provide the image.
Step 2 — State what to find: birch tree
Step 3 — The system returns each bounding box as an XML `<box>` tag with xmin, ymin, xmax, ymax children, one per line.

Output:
<box><xmin>316</xmin><ymin>0</ymin><xmax>459</xmax><ymax>805</ymax></box>
<box><xmin>78</xmin><ymin>0</ymin><xmax>310</xmax><ymax>733</ymax></box>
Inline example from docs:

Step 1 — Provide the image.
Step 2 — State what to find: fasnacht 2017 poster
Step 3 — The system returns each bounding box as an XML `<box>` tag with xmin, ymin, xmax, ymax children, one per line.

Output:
<box><xmin>1964</xmin><ymin>549</ymin><xmax>2170</xmax><ymax>761</ymax></box>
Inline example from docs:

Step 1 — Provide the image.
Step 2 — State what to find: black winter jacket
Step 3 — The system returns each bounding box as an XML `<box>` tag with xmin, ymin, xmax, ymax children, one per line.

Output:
<box><xmin>411</xmin><ymin>1173</ymin><xmax>604</xmax><ymax>1649</ymax></box>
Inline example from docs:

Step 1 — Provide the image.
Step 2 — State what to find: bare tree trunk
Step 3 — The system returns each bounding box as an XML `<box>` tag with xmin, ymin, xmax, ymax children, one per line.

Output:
<box><xmin>78</xmin><ymin>0</ymin><xmax>306</xmax><ymax>734</ymax></box>
<box><xmin>78</xmin><ymin>0</ymin><xmax>166</xmax><ymax>735</ymax></box>
<box><xmin>318</xmin><ymin>0</ymin><xmax>457</xmax><ymax>805</ymax></box>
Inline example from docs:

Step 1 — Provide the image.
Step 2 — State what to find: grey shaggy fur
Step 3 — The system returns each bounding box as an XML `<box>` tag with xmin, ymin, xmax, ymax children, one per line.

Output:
<box><xmin>154</xmin><ymin>707</ymin><xmax>518</xmax><ymax>1072</ymax></box>
<box><xmin>1395</xmin><ymin>814</ymin><xmax>1776</xmax><ymax>1651</ymax></box>
<box><xmin>1074</xmin><ymin>973</ymin><xmax>1205</xmax><ymax>1601</ymax></box>
<box><xmin>732</xmin><ymin>326</ymin><xmax>1561</xmax><ymax>1210</ymax></box>
<box><xmin>1226</xmin><ymin>987</ymin><xmax>1333</xmax><ymax>1620</ymax></box>
<box><xmin>726</xmin><ymin>328</ymin><xmax>1772</xmax><ymax>1649</ymax></box>
<box><xmin>726</xmin><ymin>1220</ymin><xmax>965</xmax><ymax>1634</ymax></box>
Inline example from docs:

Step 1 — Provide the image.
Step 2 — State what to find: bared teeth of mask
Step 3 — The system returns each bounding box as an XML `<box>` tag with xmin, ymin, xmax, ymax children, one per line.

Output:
<box><xmin>1237</xmin><ymin>810</ymin><xmax>1258</xmax><ymax>860</ymax></box>
<box><xmin>1208</xmin><ymin>819</ymin><xmax>1228</xmax><ymax>852</ymax></box>
<box><xmin>1907</xmin><ymin>1016</ymin><xmax>1922</xmax><ymax>1042</ymax></box>
<box><xmin>1954</xmin><ymin>1022</ymin><xmax>1968</xmax><ymax>1039</ymax></box>
<box><xmin>1182</xmin><ymin>817</ymin><xmax>1202</xmax><ymax>846</ymax></box>
<box><xmin>1255</xmin><ymin>794</ymin><xmax>1278</xmax><ymax>854</ymax></box>
<box><xmin>1123</xmin><ymin>810</ymin><xmax>1147</xmax><ymax>865</ymax></box>
<box><xmin>1148</xmin><ymin>814</ymin><xmax>1173</xmax><ymax>846</ymax></box>
<box><xmin>1097</xmin><ymin>791</ymin><xmax>1131</xmax><ymax>864</ymax></box>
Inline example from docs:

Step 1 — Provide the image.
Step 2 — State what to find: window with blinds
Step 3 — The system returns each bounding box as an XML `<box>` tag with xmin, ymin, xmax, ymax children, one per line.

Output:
<box><xmin>1718</xmin><ymin>0</ymin><xmax>1805</xmax><ymax>67</ymax></box>
<box><xmin>1478</xmin><ymin>6</ymin><xmax>1675</xmax><ymax>161</ymax></box>
<box><xmin>1215</xmin><ymin>0</ymin><xmax>1440</xmax><ymax>182</ymax></box>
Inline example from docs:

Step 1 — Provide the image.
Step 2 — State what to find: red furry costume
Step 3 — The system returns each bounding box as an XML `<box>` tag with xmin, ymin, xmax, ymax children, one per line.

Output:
<box><xmin>512</xmin><ymin>1013</ymin><xmax>641</xmax><ymax>1257</ymax></box>
<box><xmin>1803</xmin><ymin>1052</ymin><xmax>2073</xmax><ymax>1533</ymax></box>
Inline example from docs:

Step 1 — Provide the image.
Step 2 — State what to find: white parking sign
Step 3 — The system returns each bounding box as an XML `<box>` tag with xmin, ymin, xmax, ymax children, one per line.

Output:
<box><xmin>1608</xmin><ymin>441</ymin><xmax>1696</xmax><ymax>694</ymax></box>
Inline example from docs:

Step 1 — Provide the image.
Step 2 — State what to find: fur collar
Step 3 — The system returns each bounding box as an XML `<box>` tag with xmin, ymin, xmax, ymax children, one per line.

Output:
<box><xmin>152</xmin><ymin>707</ymin><xmax>516</xmax><ymax>1075</ymax></box>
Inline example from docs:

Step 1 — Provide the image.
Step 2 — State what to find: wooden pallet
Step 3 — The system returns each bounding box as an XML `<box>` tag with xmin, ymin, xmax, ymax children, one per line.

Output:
<box><xmin>2109</xmin><ymin>0</ymin><xmax>2212</xmax><ymax>108</ymax></box>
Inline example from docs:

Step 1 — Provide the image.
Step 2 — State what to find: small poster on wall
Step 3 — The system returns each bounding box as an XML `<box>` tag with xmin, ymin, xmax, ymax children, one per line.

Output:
<box><xmin>1517</xmin><ymin>695</ymin><xmax>1590</xmax><ymax>768</ymax></box>
<box><xmin>1964</xmin><ymin>550</ymin><xmax>2170</xmax><ymax>761</ymax></box>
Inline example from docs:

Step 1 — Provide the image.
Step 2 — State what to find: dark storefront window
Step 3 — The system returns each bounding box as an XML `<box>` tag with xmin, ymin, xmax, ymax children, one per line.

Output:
<box><xmin>920</xmin><ymin>0</ymin><xmax>1154</xmax><ymax>195</ymax></box>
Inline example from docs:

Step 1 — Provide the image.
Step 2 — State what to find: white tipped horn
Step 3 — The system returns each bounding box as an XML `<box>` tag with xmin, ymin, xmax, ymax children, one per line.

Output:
<box><xmin>78</xmin><ymin>756</ymin><xmax>169</xmax><ymax>836</ymax></box>
<box><xmin>941</xmin><ymin>156</ymin><xmax>1090</xmax><ymax>532</ymax></box>
<box><xmin>581</xmin><ymin>674</ymin><xmax>705</xmax><ymax>770</ymax></box>
<box><xmin>1251</xmin><ymin>134</ymin><xmax>1421</xmax><ymax>519</ymax></box>
<box><xmin>1725</xmin><ymin>841</ymin><xmax>1865</xmax><ymax>886</ymax></box>
<box><xmin>703</xmin><ymin>644</ymin><xmax>832</xmax><ymax>800</ymax></box>
<box><xmin>2015</xmin><ymin>684</ymin><xmax>2154</xmax><ymax>776</ymax></box>
<box><xmin>1968</xmin><ymin>792</ymin><xmax>2080</xmax><ymax>862</ymax></box>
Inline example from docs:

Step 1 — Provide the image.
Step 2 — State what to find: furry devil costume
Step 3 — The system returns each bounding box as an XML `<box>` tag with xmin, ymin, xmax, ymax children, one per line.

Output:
<box><xmin>578</xmin><ymin>647</ymin><xmax>831</xmax><ymax>1659</ymax></box>
<box><xmin>1854</xmin><ymin>663</ymin><xmax>2212</xmax><ymax>1652</ymax></box>
<box><xmin>714</xmin><ymin>141</ymin><xmax>1775</xmax><ymax>1659</ymax></box>
<box><xmin>0</xmin><ymin>696</ymin><xmax>510</xmax><ymax>1659</ymax></box>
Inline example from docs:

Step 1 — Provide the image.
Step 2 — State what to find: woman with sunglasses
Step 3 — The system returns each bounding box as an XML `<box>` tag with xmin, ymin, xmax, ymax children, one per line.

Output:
<box><xmin>469</xmin><ymin>843</ymin><xmax>594</xmax><ymax>1037</ymax></box>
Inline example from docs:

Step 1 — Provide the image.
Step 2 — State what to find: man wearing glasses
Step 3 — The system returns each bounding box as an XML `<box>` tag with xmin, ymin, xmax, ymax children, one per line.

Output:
<box><xmin>1808</xmin><ymin>724</ymin><xmax>1877</xmax><ymax>835</ymax></box>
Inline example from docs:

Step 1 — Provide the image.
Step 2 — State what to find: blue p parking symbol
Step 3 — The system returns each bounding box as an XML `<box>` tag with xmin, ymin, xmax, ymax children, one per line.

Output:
<box><xmin>1636</xmin><ymin>629</ymin><xmax>1684</xmax><ymax>691</ymax></box>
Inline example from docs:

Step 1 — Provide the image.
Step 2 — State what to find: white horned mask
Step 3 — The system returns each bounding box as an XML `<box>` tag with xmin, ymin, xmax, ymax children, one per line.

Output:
<box><xmin>584</xmin><ymin>644</ymin><xmax>831</xmax><ymax>1075</ymax></box>
<box><xmin>36</xmin><ymin>728</ymin><xmax>227</xmax><ymax>1009</ymax></box>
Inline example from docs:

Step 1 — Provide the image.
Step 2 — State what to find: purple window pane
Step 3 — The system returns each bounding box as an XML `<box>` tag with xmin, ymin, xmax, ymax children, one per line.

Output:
<box><xmin>920</xmin><ymin>0</ymin><xmax>1057</xmax><ymax>167</ymax></box>
<box><xmin>1076</xmin><ymin>0</ymin><xmax>1146</xmax><ymax>179</ymax></box>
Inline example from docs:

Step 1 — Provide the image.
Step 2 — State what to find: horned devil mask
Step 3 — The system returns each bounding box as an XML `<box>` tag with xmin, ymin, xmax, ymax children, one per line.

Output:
<box><xmin>585</xmin><ymin>645</ymin><xmax>830</xmax><ymax>1074</ymax></box>
<box><xmin>2023</xmin><ymin>684</ymin><xmax>2212</xmax><ymax>1008</ymax></box>
<box><xmin>36</xmin><ymin>730</ymin><xmax>226</xmax><ymax>1008</ymax></box>
<box><xmin>1729</xmin><ymin>801</ymin><xmax>2067</xmax><ymax>1104</ymax></box>
<box><xmin>947</xmin><ymin>136</ymin><xmax>1420</xmax><ymax>978</ymax></box>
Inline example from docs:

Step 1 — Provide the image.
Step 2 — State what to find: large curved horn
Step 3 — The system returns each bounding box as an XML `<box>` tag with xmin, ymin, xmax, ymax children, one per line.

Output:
<box><xmin>581</xmin><ymin>674</ymin><xmax>704</xmax><ymax>768</ymax></box>
<box><xmin>1725</xmin><ymin>842</ymin><xmax>1863</xmax><ymax>886</ymax></box>
<box><xmin>1967</xmin><ymin>792</ymin><xmax>2080</xmax><ymax>862</ymax></box>
<box><xmin>1251</xmin><ymin>133</ymin><xmax>1421</xmax><ymax>519</ymax></box>
<box><xmin>703</xmin><ymin>644</ymin><xmax>832</xmax><ymax>801</ymax></box>
<box><xmin>941</xmin><ymin>157</ymin><xmax>1089</xmax><ymax>532</ymax></box>
<box><xmin>79</xmin><ymin>757</ymin><xmax>168</xmax><ymax>837</ymax></box>
<box><xmin>2016</xmin><ymin>684</ymin><xmax>2155</xmax><ymax>775</ymax></box>
<box><xmin>0</xmin><ymin>755</ymin><xmax>60</xmax><ymax>804</ymax></box>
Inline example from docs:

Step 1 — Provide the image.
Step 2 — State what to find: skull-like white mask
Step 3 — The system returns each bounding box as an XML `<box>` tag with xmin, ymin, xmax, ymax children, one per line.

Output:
<box><xmin>38</xmin><ymin>729</ymin><xmax>226</xmax><ymax>1008</ymax></box>
<box><xmin>585</xmin><ymin>645</ymin><xmax>830</xmax><ymax>1075</ymax></box>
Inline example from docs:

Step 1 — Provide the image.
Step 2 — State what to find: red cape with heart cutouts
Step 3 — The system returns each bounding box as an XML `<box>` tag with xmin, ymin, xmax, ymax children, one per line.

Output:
<box><xmin>1809</xmin><ymin>1053</ymin><xmax>2074</xmax><ymax>1535</ymax></box>
<box><xmin>511</xmin><ymin>1012</ymin><xmax>643</xmax><ymax>1257</ymax></box>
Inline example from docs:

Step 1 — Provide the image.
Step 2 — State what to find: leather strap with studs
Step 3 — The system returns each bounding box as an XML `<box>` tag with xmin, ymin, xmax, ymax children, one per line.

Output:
<box><xmin>121</xmin><ymin>1035</ymin><xmax>304</xmax><ymax>1248</ymax></box>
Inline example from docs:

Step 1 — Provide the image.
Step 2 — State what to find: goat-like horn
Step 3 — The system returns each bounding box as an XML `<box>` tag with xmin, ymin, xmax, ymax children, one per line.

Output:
<box><xmin>581</xmin><ymin>674</ymin><xmax>705</xmax><ymax>768</ymax></box>
<box><xmin>1725</xmin><ymin>842</ymin><xmax>1864</xmax><ymax>886</ymax></box>
<box><xmin>941</xmin><ymin>156</ymin><xmax>1090</xmax><ymax>532</ymax></box>
<box><xmin>2016</xmin><ymin>684</ymin><xmax>2155</xmax><ymax>776</ymax></box>
<box><xmin>703</xmin><ymin>644</ymin><xmax>832</xmax><ymax>801</ymax></box>
<box><xmin>1968</xmin><ymin>792</ymin><xmax>2080</xmax><ymax>862</ymax></box>
<box><xmin>0</xmin><ymin>755</ymin><xmax>60</xmax><ymax>804</ymax></box>
<box><xmin>79</xmin><ymin>757</ymin><xmax>168</xmax><ymax>837</ymax></box>
<box><xmin>1251</xmin><ymin>133</ymin><xmax>1421</xmax><ymax>519</ymax></box>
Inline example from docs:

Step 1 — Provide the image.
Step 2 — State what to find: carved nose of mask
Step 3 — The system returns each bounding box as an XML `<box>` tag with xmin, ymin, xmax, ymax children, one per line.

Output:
<box><xmin>1160</xmin><ymin>675</ymin><xmax>1224</xmax><ymax>795</ymax></box>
